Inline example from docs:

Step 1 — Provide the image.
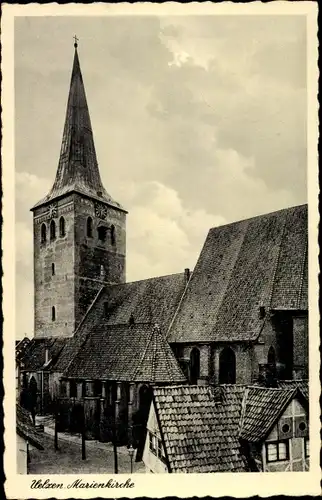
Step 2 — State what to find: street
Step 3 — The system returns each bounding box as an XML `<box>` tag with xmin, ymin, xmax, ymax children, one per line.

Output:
<box><xmin>28</xmin><ymin>431</ymin><xmax>145</xmax><ymax>474</ymax></box>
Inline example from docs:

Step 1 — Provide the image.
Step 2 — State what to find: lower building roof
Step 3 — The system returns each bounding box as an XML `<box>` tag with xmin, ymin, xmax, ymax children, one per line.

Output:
<box><xmin>16</xmin><ymin>404</ymin><xmax>44</xmax><ymax>450</ymax></box>
<box><xmin>152</xmin><ymin>380</ymin><xmax>308</xmax><ymax>473</ymax></box>
<box><xmin>65</xmin><ymin>323</ymin><xmax>186</xmax><ymax>384</ymax></box>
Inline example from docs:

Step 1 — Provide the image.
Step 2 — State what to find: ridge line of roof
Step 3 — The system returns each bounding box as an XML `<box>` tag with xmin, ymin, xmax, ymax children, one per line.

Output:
<box><xmin>268</xmin><ymin>210</ymin><xmax>288</xmax><ymax>309</ymax></box>
<box><xmin>131</xmin><ymin>326</ymin><xmax>154</xmax><ymax>380</ymax></box>
<box><xmin>166</xmin><ymin>272</ymin><xmax>192</xmax><ymax>340</ymax></box>
<box><xmin>208</xmin><ymin>203</ymin><xmax>307</xmax><ymax>233</ymax></box>
<box><xmin>297</xmin><ymin>242</ymin><xmax>308</xmax><ymax>309</ymax></box>
<box><xmin>209</xmin><ymin>219</ymin><xmax>250</xmax><ymax>339</ymax></box>
<box><xmin>238</xmin><ymin>387</ymin><xmax>249</xmax><ymax>435</ymax></box>
<box><xmin>104</xmin><ymin>272</ymin><xmax>185</xmax><ymax>290</ymax></box>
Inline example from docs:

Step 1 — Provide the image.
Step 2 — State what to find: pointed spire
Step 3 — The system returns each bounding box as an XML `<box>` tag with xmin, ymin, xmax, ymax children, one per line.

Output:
<box><xmin>32</xmin><ymin>42</ymin><xmax>125</xmax><ymax>211</ymax></box>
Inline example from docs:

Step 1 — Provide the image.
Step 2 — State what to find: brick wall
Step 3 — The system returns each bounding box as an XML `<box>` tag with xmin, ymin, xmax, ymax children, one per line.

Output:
<box><xmin>33</xmin><ymin>196</ymin><xmax>76</xmax><ymax>338</ymax></box>
<box><xmin>33</xmin><ymin>193</ymin><xmax>126</xmax><ymax>338</ymax></box>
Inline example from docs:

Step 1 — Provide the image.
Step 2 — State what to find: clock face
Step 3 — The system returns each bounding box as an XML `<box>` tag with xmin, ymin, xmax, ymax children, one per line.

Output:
<box><xmin>48</xmin><ymin>204</ymin><xmax>57</xmax><ymax>218</ymax></box>
<box><xmin>95</xmin><ymin>203</ymin><xmax>107</xmax><ymax>220</ymax></box>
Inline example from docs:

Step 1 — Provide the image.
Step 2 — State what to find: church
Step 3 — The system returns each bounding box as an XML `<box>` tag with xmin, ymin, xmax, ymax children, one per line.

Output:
<box><xmin>18</xmin><ymin>42</ymin><xmax>308</xmax><ymax>461</ymax></box>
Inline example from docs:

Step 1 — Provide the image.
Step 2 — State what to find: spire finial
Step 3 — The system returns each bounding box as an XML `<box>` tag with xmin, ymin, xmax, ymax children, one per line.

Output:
<box><xmin>73</xmin><ymin>35</ymin><xmax>79</xmax><ymax>49</ymax></box>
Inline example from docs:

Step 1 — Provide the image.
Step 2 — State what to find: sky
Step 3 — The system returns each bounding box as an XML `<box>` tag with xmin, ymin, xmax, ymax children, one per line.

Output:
<box><xmin>15</xmin><ymin>15</ymin><xmax>307</xmax><ymax>338</ymax></box>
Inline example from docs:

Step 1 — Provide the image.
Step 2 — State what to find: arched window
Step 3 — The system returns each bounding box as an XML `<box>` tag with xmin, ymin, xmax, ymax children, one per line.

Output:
<box><xmin>111</xmin><ymin>225</ymin><xmax>115</xmax><ymax>245</ymax></box>
<box><xmin>70</xmin><ymin>380</ymin><xmax>77</xmax><ymax>398</ymax></box>
<box><xmin>52</xmin><ymin>306</ymin><xmax>56</xmax><ymax>322</ymax></box>
<box><xmin>41</xmin><ymin>223</ymin><xmax>47</xmax><ymax>244</ymax></box>
<box><xmin>219</xmin><ymin>347</ymin><xmax>236</xmax><ymax>384</ymax></box>
<box><xmin>51</xmin><ymin>263</ymin><xmax>55</xmax><ymax>276</ymax></box>
<box><xmin>50</xmin><ymin>220</ymin><xmax>56</xmax><ymax>241</ymax></box>
<box><xmin>190</xmin><ymin>347</ymin><xmax>200</xmax><ymax>384</ymax></box>
<box><xmin>87</xmin><ymin>217</ymin><xmax>93</xmax><ymax>238</ymax></box>
<box><xmin>59</xmin><ymin>216</ymin><xmax>66</xmax><ymax>237</ymax></box>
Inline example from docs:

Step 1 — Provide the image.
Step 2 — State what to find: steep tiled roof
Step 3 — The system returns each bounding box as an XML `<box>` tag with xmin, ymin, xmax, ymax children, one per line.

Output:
<box><xmin>32</xmin><ymin>47</ymin><xmax>124</xmax><ymax>212</ymax></box>
<box><xmin>239</xmin><ymin>386</ymin><xmax>297</xmax><ymax>442</ymax></box>
<box><xmin>153</xmin><ymin>382</ymin><xmax>309</xmax><ymax>472</ymax></box>
<box><xmin>153</xmin><ymin>385</ymin><xmax>248</xmax><ymax>473</ymax></box>
<box><xmin>16</xmin><ymin>404</ymin><xmax>44</xmax><ymax>450</ymax></box>
<box><xmin>168</xmin><ymin>205</ymin><xmax>308</xmax><ymax>343</ymax></box>
<box><xmin>278</xmin><ymin>379</ymin><xmax>309</xmax><ymax>401</ymax></box>
<box><xmin>65</xmin><ymin>323</ymin><xmax>186</xmax><ymax>383</ymax></box>
<box><xmin>20</xmin><ymin>338</ymin><xmax>68</xmax><ymax>371</ymax></box>
<box><xmin>56</xmin><ymin>273</ymin><xmax>187</xmax><ymax>372</ymax></box>
<box><xmin>16</xmin><ymin>337</ymin><xmax>31</xmax><ymax>361</ymax></box>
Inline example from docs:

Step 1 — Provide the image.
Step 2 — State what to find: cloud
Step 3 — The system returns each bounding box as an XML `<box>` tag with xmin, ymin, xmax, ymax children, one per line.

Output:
<box><xmin>14</xmin><ymin>16</ymin><xmax>307</xmax><ymax>337</ymax></box>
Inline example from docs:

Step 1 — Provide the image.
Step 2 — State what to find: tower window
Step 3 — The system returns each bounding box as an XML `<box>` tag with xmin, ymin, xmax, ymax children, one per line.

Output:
<box><xmin>52</xmin><ymin>263</ymin><xmax>55</xmax><ymax>276</ymax></box>
<box><xmin>59</xmin><ymin>216</ymin><xmax>66</xmax><ymax>237</ymax></box>
<box><xmin>50</xmin><ymin>220</ymin><xmax>56</xmax><ymax>241</ymax></box>
<box><xmin>104</xmin><ymin>302</ymin><xmax>109</xmax><ymax>318</ymax></box>
<box><xmin>41</xmin><ymin>223</ymin><xmax>47</xmax><ymax>244</ymax></box>
<box><xmin>111</xmin><ymin>225</ymin><xmax>115</xmax><ymax>245</ymax></box>
<box><xmin>52</xmin><ymin>306</ymin><xmax>56</xmax><ymax>321</ymax></box>
<box><xmin>87</xmin><ymin>217</ymin><xmax>93</xmax><ymax>238</ymax></box>
<box><xmin>97</xmin><ymin>226</ymin><xmax>108</xmax><ymax>242</ymax></box>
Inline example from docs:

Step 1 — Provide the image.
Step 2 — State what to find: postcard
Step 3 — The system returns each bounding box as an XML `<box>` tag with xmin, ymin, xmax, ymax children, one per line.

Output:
<box><xmin>2</xmin><ymin>2</ymin><xmax>320</xmax><ymax>498</ymax></box>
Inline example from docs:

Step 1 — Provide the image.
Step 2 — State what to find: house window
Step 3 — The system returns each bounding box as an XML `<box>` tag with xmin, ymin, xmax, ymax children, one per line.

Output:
<box><xmin>52</xmin><ymin>306</ymin><xmax>56</xmax><ymax>321</ymax></box>
<box><xmin>52</xmin><ymin>263</ymin><xmax>55</xmax><ymax>276</ymax></box>
<box><xmin>304</xmin><ymin>438</ymin><xmax>310</xmax><ymax>458</ymax></box>
<box><xmin>148</xmin><ymin>432</ymin><xmax>166</xmax><ymax>462</ymax></box>
<box><xmin>266</xmin><ymin>440</ymin><xmax>289</xmax><ymax>462</ymax></box>
<box><xmin>104</xmin><ymin>302</ymin><xmax>109</xmax><ymax>318</ymax></box>
<box><xmin>50</xmin><ymin>220</ymin><xmax>56</xmax><ymax>241</ymax></box>
<box><xmin>97</xmin><ymin>226</ymin><xmax>108</xmax><ymax>242</ymax></box>
<box><xmin>87</xmin><ymin>217</ymin><xmax>93</xmax><ymax>238</ymax></box>
<box><xmin>41</xmin><ymin>223</ymin><xmax>47</xmax><ymax>244</ymax></box>
<box><xmin>111</xmin><ymin>225</ymin><xmax>115</xmax><ymax>245</ymax></box>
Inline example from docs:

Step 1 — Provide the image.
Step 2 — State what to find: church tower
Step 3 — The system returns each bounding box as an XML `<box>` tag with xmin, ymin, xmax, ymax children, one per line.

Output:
<box><xmin>31</xmin><ymin>40</ymin><xmax>127</xmax><ymax>338</ymax></box>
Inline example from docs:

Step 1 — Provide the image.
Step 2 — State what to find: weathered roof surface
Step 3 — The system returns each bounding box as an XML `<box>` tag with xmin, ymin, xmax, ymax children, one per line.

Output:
<box><xmin>16</xmin><ymin>404</ymin><xmax>44</xmax><ymax>450</ymax></box>
<box><xmin>20</xmin><ymin>338</ymin><xmax>68</xmax><ymax>371</ymax></box>
<box><xmin>56</xmin><ymin>273</ymin><xmax>187</xmax><ymax>373</ymax></box>
<box><xmin>16</xmin><ymin>337</ymin><xmax>31</xmax><ymax>361</ymax></box>
<box><xmin>153</xmin><ymin>385</ymin><xmax>248</xmax><ymax>473</ymax></box>
<box><xmin>278</xmin><ymin>379</ymin><xmax>309</xmax><ymax>401</ymax></box>
<box><xmin>32</xmin><ymin>47</ymin><xmax>124</xmax><ymax>212</ymax></box>
<box><xmin>153</xmin><ymin>382</ymin><xmax>309</xmax><ymax>472</ymax></box>
<box><xmin>65</xmin><ymin>323</ymin><xmax>186</xmax><ymax>383</ymax></box>
<box><xmin>167</xmin><ymin>204</ymin><xmax>308</xmax><ymax>343</ymax></box>
<box><xmin>239</xmin><ymin>386</ymin><xmax>296</xmax><ymax>442</ymax></box>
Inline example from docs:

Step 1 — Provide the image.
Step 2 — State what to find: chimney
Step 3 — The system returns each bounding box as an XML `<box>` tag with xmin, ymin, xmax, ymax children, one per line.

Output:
<box><xmin>184</xmin><ymin>268</ymin><xmax>190</xmax><ymax>284</ymax></box>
